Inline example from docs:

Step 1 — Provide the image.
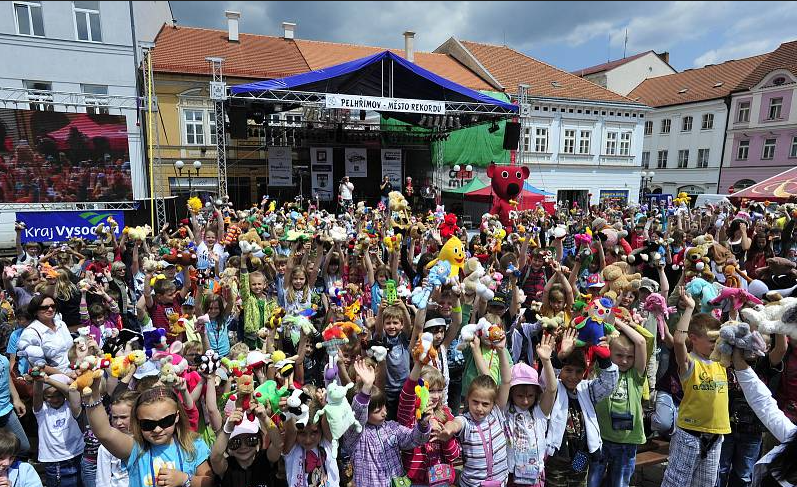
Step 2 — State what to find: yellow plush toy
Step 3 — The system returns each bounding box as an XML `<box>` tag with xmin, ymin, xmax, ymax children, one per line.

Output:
<box><xmin>426</xmin><ymin>236</ymin><xmax>466</xmax><ymax>279</ymax></box>
<box><xmin>187</xmin><ymin>196</ymin><xmax>203</xmax><ymax>214</ymax></box>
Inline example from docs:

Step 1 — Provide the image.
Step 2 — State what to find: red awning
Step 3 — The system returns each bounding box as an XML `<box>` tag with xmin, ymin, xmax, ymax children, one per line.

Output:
<box><xmin>465</xmin><ymin>185</ymin><xmax>552</xmax><ymax>212</ymax></box>
<box><xmin>731</xmin><ymin>166</ymin><xmax>797</xmax><ymax>201</ymax></box>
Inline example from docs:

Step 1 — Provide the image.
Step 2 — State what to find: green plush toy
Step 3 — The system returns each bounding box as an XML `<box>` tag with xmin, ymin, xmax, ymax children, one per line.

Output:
<box><xmin>313</xmin><ymin>382</ymin><xmax>360</xmax><ymax>458</ymax></box>
<box><xmin>254</xmin><ymin>380</ymin><xmax>290</xmax><ymax>414</ymax></box>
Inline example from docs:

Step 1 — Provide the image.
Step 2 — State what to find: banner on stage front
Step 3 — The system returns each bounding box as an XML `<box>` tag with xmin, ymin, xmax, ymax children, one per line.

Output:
<box><xmin>381</xmin><ymin>149</ymin><xmax>402</xmax><ymax>189</ymax></box>
<box><xmin>16</xmin><ymin>211</ymin><xmax>124</xmax><ymax>242</ymax></box>
<box><xmin>311</xmin><ymin>147</ymin><xmax>334</xmax><ymax>201</ymax></box>
<box><xmin>267</xmin><ymin>146</ymin><xmax>293</xmax><ymax>186</ymax></box>
<box><xmin>344</xmin><ymin>148</ymin><xmax>368</xmax><ymax>177</ymax></box>
<box><xmin>325</xmin><ymin>94</ymin><xmax>445</xmax><ymax>115</ymax></box>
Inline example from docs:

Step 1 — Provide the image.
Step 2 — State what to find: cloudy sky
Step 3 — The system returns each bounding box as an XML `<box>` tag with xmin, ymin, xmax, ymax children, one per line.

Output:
<box><xmin>170</xmin><ymin>1</ymin><xmax>796</xmax><ymax>72</ymax></box>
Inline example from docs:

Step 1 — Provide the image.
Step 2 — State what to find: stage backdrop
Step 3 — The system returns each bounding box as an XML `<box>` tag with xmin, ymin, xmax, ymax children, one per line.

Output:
<box><xmin>15</xmin><ymin>210</ymin><xmax>124</xmax><ymax>242</ymax></box>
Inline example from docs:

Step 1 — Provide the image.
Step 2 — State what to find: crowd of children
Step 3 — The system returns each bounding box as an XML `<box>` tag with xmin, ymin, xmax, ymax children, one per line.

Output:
<box><xmin>0</xmin><ymin>190</ymin><xmax>796</xmax><ymax>487</ymax></box>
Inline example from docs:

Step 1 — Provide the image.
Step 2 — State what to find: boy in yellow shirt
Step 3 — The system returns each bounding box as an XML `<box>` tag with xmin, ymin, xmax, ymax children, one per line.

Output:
<box><xmin>661</xmin><ymin>286</ymin><xmax>730</xmax><ymax>487</ymax></box>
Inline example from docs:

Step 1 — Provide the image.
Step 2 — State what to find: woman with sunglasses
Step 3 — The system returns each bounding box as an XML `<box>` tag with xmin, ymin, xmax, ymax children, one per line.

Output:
<box><xmin>17</xmin><ymin>294</ymin><xmax>73</xmax><ymax>375</ymax></box>
<box><xmin>209</xmin><ymin>405</ymin><xmax>283</xmax><ymax>487</ymax></box>
<box><xmin>81</xmin><ymin>376</ymin><xmax>212</xmax><ymax>487</ymax></box>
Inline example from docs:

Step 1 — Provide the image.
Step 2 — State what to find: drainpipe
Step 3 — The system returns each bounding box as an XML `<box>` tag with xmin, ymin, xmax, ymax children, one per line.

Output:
<box><xmin>717</xmin><ymin>96</ymin><xmax>732</xmax><ymax>194</ymax></box>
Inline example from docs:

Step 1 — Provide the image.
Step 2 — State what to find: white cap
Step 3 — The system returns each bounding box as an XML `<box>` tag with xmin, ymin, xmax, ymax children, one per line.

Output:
<box><xmin>133</xmin><ymin>359</ymin><xmax>159</xmax><ymax>379</ymax></box>
<box><xmin>230</xmin><ymin>415</ymin><xmax>260</xmax><ymax>439</ymax></box>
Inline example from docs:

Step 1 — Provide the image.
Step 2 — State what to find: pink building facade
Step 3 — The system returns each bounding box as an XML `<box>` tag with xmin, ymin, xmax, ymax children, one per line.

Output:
<box><xmin>721</xmin><ymin>41</ymin><xmax>797</xmax><ymax>193</ymax></box>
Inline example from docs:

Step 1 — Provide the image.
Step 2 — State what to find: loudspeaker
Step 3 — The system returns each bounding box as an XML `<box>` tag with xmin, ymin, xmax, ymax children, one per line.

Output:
<box><xmin>228</xmin><ymin>107</ymin><xmax>248</xmax><ymax>139</ymax></box>
<box><xmin>503</xmin><ymin>121</ymin><xmax>521</xmax><ymax>150</ymax></box>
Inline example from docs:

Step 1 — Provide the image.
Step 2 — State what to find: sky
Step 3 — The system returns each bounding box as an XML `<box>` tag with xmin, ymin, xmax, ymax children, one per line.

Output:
<box><xmin>169</xmin><ymin>1</ymin><xmax>797</xmax><ymax>73</ymax></box>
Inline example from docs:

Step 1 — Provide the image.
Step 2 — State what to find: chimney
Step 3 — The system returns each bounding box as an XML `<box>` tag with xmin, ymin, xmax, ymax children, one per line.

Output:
<box><xmin>403</xmin><ymin>31</ymin><xmax>415</xmax><ymax>62</ymax></box>
<box><xmin>659</xmin><ymin>51</ymin><xmax>670</xmax><ymax>64</ymax></box>
<box><xmin>225</xmin><ymin>10</ymin><xmax>240</xmax><ymax>42</ymax></box>
<box><xmin>282</xmin><ymin>22</ymin><xmax>296</xmax><ymax>39</ymax></box>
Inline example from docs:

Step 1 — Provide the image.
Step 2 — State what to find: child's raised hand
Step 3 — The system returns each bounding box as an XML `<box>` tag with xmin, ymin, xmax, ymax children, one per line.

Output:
<box><xmin>157</xmin><ymin>467</ymin><xmax>189</xmax><ymax>487</ymax></box>
<box><xmin>225</xmin><ymin>408</ymin><xmax>244</xmax><ymax>431</ymax></box>
<box><xmin>352</xmin><ymin>358</ymin><xmax>375</xmax><ymax>392</ymax></box>
<box><xmin>678</xmin><ymin>285</ymin><xmax>695</xmax><ymax>309</ymax></box>
<box><xmin>559</xmin><ymin>327</ymin><xmax>578</xmax><ymax>358</ymax></box>
<box><xmin>315</xmin><ymin>387</ymin><xmax>327</xmax><ymax>407</ymax></box>
<box><xmin>536</xmin><ymin>333</ymin><xmax>555</xmax><ymax>362</ymax></box>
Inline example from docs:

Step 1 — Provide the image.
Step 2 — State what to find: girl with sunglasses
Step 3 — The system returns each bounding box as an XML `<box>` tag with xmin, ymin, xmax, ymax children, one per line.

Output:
<box><xmin>81</xmin><ymin>377</ymin><xmax>212</xmax><ymax>487</ymax></box>
<box><xmin>209</xmin><ymin>404</ymin><xmax>283</xmax><ymax>487</ymax></box>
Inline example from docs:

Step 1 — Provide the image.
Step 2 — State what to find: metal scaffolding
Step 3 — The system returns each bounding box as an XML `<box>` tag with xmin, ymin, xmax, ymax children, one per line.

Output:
<box><xmin>141</xmin><ymin>42</ymin><xmax>167</xmax><ymax>230</ymax></box>
<box><xmin>207</xmin><ymin>57</ymin><xmax>228</xmax><ymax>198</ymax></box>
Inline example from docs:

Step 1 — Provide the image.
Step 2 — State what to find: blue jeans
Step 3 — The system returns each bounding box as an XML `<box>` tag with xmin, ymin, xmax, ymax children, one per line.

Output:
<box><xmin>715</xmin><ymin>429</ymin><xmax>762</xmax><ymax>487</ymax></box>
<box><xmin>652</xmin><ymin>391</ymin><xmax>678</xmax><ymax>437</ymax></box>
<box><xmin>81</xmin><ymin>458</ymin><xmax>96</xmax><ymax>487</ymax></box>
<box><xmin>587</xmin><ymin>441</ymin><xmax>637</xmax><ymax>487</ymax></box>
<box><xmin>44</xmin><ymin>455</ymin><xmax>83</xmax><ymax>487</ymax></box>
<box><xmin>0</xmin><ymin>410</ymin><xmax>29</xmax><ymax>456</ymax></box>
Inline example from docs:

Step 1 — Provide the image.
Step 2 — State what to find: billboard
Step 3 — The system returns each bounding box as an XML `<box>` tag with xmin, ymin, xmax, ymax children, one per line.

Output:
<box><xmin>0</xmin><ymin>107</ymin><xmax>133</xmax><ymax>203</ymax></box>
<box><xmin>16</xmin><ymin>211</ymin><xmax>124</xmax><ymax>243</ymax></box>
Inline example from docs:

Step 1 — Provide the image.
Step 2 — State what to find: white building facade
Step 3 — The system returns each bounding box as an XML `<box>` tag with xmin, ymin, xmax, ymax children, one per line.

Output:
<box><xmin>577</xmin><ymin>51</ymin><xmax>676</xmax><ymax>96</ymax></box>
<box><xmin>0</xmin><ymin>0</ymin><xmax>172</xmax><ymax>200</ymax></box>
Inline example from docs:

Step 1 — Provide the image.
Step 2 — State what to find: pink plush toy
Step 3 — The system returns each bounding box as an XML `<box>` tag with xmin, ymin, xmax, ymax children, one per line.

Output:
<box><xmin>709</xmin><ymin>287</ymin><xmax>763</xmax><ymax>312</ymax></box>
<box><xmin>643</xmin><ymin>293</ymin><xmax>676</xmax><ymax>340</ymax></box>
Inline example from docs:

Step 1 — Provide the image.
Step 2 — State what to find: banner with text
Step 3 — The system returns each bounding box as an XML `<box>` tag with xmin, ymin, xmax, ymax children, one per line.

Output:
<box><xmin>16</xmin><ymin>211</ymin><xmax>124</xmax><ymax>243</ymax></box>
<box><xmin>381</xmin><ymin>149</ymin><xmax>402</xmax><ymax>189</ymax></box>
<box><xmin>325</xmin><ymin>94</ymin><xmax>445</xmax><ymax>115</ymax></box>
<box><xmin>310</xmin><ymin>147</ymin><xmax>334</xmax><ymax>201</ymax></box>
<box><xmin>344</xmin><ymin>148</ymin><xmax>368</xmax><ymax>178</ymax></box>
<box><xmin>267</xmin><ymin>146</ymin><xmax>293</xmax><ymax>186</ymax></box>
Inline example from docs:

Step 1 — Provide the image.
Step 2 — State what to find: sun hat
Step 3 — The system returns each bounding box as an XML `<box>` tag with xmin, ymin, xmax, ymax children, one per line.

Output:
<box><xmin>424</xmin><ymin>317</ymin><xmax>448</xmax><ymax>331</ymax></box>
<box><xmin>230</xmin><ymin>415</ymin><xmax>260</xmax><ymax>439</ymax></box>
<box><xmin>510</xmin><ymin>363</ymin><xmax>540</xmax><ymax>388</ymax></box>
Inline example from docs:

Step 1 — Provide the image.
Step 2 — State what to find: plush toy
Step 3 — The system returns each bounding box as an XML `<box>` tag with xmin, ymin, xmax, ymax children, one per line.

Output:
<box><xmin>709</xmin><ymin>321</ymin><xmax>767</xmax><ymax>367</ymax></box>
<box><xmin>723</xmin><ymin>264</ymin><xmax>747</xmax><ymax>289</ymax></box>
<box><xmin>486</xmin><ymin>162</ymin><xmax>530</xmax><ymax>230</ymax></box>
<box><xmin>425</xmin><ymin>236</ymin><xmax>466</xmax><ymax>279</ymax></box>
<box><xmin>158</xmin><ymin>356</ymin><xmax>179</xmax><ymax>386</ymax></box>
<box><xmin>755</xmin><ymin>257</ymin><xmax>797</xmax><ymax>289</ymax></box>
<box><xmin>457</xmin><ymin>318</ymin><xmax>504</xmax><ymax>350</ymax></box>
<box><xmin>366</xmin><ymin>345</ymin><xmax>388</xmax><ymax>362</ymax></box>
<box><xmin>686</xmin><ymin>277</ymin><xmax>720</xmax><ymax>313</ymax></box>
<box><xmin>344</xmin><ymin>298</ymin><xmax>361</xmax><ymax>321</ymax></box>
<box><xmin>229</xmin><ymin>368</ymin><xmax>257</xmax><ymax>422</ymax></box>
<box><xmin>282</xmin><ymin>314</ymin><xmax>316</xmax><ymax>338</ymax></box>
<box><xmin>572</xmin><ymin>297</ymin><xmax>617</xmax><ymax>360</ymax></box>
<box><xmin>388</xmin><ymin>191</ymin><xmax>411</xmax><ymax>230</ymax></box>
<box><xmin>142</xmin><ymin>328</ymin><xmax>168</xmax><ymax>358</ymax></box>
<box><xmin>187</xmin><ymin>196</ymin><xmax>203</xmax><ymax>214</ymax></box>
<box><xmin>283</xmin><ymin>388</ymin><xmax>312</xmax><ymax>428</ymax></box>
<box><xmin>314</xmin><ymin>382</ymin><xmax>360</xmax><ymax>458</ymax></box>
<box><xmin>254</xmin><ymin>380</ymin><xmax>290</xmax><ymax>415</ymax></box>
<box><xmin>601</xmin><ymin>264</ymin><xmax>642</xmax><ymax>295</ymax></box>
<box><xmin>415</xmin><ymin>378</ymin><xmax>429</xmax><ymax>420</ymax></box>
<box><xmin>196</xmin><ymin>350</ymin><xmax>220</xmax><ymax>375</ymax></box>
<box><xmin>684</xmin><ymin>247</ymin><xmax>714</xmax><ymax>281</ymax></box>
<box><xmin>643</xmin><ymin>293</ymin><xmax>676</xmax><ymax>340</ymax></box>
<box><xmin>439</xmin><ymin>213</ymin><xmax>460</xmax><ymax>240</ymax></box>
<box><xmin>742</xmin><ymin>297</ymin><xmax>797</xmax><ymax>339</ymax></box>
<box><xmin>70</xmin><ymin>355</ymin><xmax>102</xmax><ymax>395</ymax></box>
<box><xmin>539</xmin><ymin>314</ymin><xmax>565</xmax><ymax>332</ymax></box>
<box><xmin>17</xmin><ymin>345</ymin><xmax>46</xmax><ymax>378</ymax></box>
<box><xmin>126</xmin><ymin>225</ymin><xmax>152</xmax><ymax>242</ymax></box>
<box><xmin>411</xmin><ymin>261</ymin><xmax>451</xmax><ymax>310</ymax></box>
<box><xmin>709</xmin><ymin>287</ymin><xmax>763</xmax><ymax>312</ymax></box>
<box><xmin>383</xmin><ymin>234</ymin><xmax>402</xmax><ymax>254</ymax></box>
<box><xmin>412</xmin><ymin>332</ymin><xmax>438</xmax><ymax>366</ymax></box>
<box><xmin>462</xmin><ymin>258</ymin><xmax>493</xmax><ymax>300</ymax></box>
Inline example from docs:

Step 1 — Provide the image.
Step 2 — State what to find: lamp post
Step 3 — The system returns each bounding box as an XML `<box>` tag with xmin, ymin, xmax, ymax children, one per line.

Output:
<box><xmin>174</xmin><ymin>160</ymin><xmax>202</xmax><ymax>195</ymax></box>
<box><xmin>640</xmin><ymin>170</ymin><xmax>655</xmax><ymax>204</ymax></box>
<box><xmin>452</xmin><ymin>164</ymin><xmax>473</xmax><ymax>217</ymax></box>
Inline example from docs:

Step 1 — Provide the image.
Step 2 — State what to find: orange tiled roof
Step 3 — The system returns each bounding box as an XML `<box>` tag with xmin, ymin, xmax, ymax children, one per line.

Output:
<box><xmin>151</xmin><ymin>25</ymin><xmax>310</xmax><ymax>79</ymax></box>
<box><xmin>458</xmin><ymin>40</ymin><xmax>638</xmax><ymax>104</ymax></box>
<box><xmin>293</xmin><ymin>39</ymin><xmax>494</xmax><ymax>91</ymax></box>
<box><xmin>628</xmin><ymin>54</ymin><xmax>768</xmax><ymax>107</ymax></box>
<box><xmin>736</xmin><ymin>40</ymin><xmax>797</xmax><ymax>91</ymax></box>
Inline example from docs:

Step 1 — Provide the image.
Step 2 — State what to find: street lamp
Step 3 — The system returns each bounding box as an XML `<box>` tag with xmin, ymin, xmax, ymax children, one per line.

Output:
<box><xmin>640</xmin><ymin>170</ymin><xmax>655</xmax><ymax>204</ymax></box>
<box><xmin>452</xmin><ymin>164</ymin><xmax>474</xmax><ymax>218</ymax></box>
<box><xmin>174</xmin><ymin>159</ymin><xmax>202</xmax><ymax>195</ymax></box>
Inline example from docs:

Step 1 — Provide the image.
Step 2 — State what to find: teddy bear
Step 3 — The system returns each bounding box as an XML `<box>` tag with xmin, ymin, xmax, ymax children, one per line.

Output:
<box><xmin>601</xmin><ymin>264</ymin><xmax>641</xmax><ymax>296</ymax></box>
<box><xmin>314</xmin><ymin>382</ymin><xmax>361</xmax><ymax>458</ymax></box>
<box><xmin>462</xmin><ymin>258</ymin><xmax>493</xmax><ymax>300</ymax></box>
<box><xmin>412</xmin><ymin>332</ymin><xmax>438</xmax><ymax>366</ymax></box>
<box><xmin>709</xmin><ymin>321</ymin><xmax>767</xmax><ymax>367</ymax></box>
<box><xmin>125</xmin><ymin>225</ymin><xmax>152</xmax><ymax>242</ymax></box>
<box><xmin>410</xmin><ymin>221</ymin><xmax>428</xmax><ymax>240</ymax></box>
<box><xmin>742</xmin><ymin>297</ymin><xmax>797</xmax><ymax>339</ymax></box>
<box><xmin>440</xmin><ymin>213</ymin><xmax>460</xmax><ymax>240</ymax></box>
<box><xmin>486</xmin><ymin>162</ymin><xmax>529</xmax><ymax>231</ymax></box>
<box><xmin>70</xmin><ymin>355</ymin><xmax>102</xmax><ymax>395</ymax></box>
<box><xmin>388</xmin><ymin>191</ymin><xmax>411</xmax><ymax>230</ymax></box>
<box><xmin>755</xmin><ymin>257</ymin><xmax>797</xmax><ymax>289</ymax></box>
<box><xmin>158</xmin><ymin>357</ymin><xmax>179</xmax><ymax>386</ymax></box>
<box><xmin>539</xmin><ymin>314</ymin><xmax>565</xmax><ymax>332</ymax></box>
<box><xmin>684</xmin><ymin>247</ymin><xmax>714</xmax><ymax>281</ymax></box>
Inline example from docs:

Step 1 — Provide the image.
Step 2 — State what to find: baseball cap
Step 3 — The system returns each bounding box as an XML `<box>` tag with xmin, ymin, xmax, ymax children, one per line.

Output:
<box><xmin>133</xmin><ymin>359</ymin><xmax>160</xmax><ymax>379</ymax></box>
<box><xmin>183</xmin><ymin>296</ymin><xmax>195</xmax><ymax>307</ymax></box>
<box><xmin>640</xmin><ymin>277</ymin><xmax>659</xmax><ymax>293</ymax></box>
<box><xmin>424</xmin><ymin>318</ymin><xmax>448</xmax><ymax>331</ymax></box>
<box><xmin>509</xmin><ymin>363</ymin><xmax>540</xmax><ymax>388</ymax></box>
<box><xmin>230</xmin><ymin>415</ymin><xmax>260</xmax><ymax>439</ymax></box>
<box><xmin>488</xmin><ymin>292</ymin><xmax>509</xmax><ymax>309</ymax></box>
<box><xmin>586</xmin><ymin>274</ymin><xmax>605</xmax><ymax>289</ymax></box>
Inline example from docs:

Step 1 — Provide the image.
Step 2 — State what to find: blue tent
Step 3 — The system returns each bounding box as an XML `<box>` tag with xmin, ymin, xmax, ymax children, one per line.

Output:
<box><xmin>230</xmin><ymin>51</ymin><xmax>517</xmax><ymax>116</ymax></box>
<box><xmin>524</xmin><ymin>181</ymin><xmax>553</xmax><ymax>196</ymax></box>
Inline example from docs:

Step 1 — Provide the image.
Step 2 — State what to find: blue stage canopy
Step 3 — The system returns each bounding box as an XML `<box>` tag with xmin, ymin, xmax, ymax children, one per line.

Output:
<box><xmin>230</xmin><ymin>50</ymin><xmax>517</xmax><ymax>113</ymax></box>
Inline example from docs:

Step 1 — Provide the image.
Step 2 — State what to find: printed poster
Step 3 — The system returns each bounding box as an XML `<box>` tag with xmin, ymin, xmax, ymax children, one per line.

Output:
<box><xmin>267</xmin><ymin>146</ymin><xmax>293</xmax><ymax>186</ymax></box>
<box><xmin>311</xmin><ymin>147</ymin><xmax>334</xmax><ymax>201</ymax></box>
<box><xmin>344</xmin><ymin>148</ymin><xmax>368</xmax><ymax>177</ymax></box>
<box><xmin>381</xmin><ymin>148</ymin><xmax>402</xmax><ymax>188</ymax></box>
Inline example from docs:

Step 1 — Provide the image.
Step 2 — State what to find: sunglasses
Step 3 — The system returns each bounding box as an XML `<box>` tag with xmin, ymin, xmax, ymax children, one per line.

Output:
<box><xmin>138</xmin><ymin>413</ymin><xmax>177</xmax><ymax>432</ymax></box>
<box><xmin>38</xmin><ymin>304</ymin><xmax>56</xmax><ymax>311</ymax></box>
<box><xmin>228</xmin><ymin>434</ymin><xmax>260</xmax><ymax>451</ymax></box>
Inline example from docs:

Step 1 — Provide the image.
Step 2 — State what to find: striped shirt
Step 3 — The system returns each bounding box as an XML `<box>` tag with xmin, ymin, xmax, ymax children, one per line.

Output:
<box><xmin>456</xmin><ymin>407</ymin><xmax>509</xmax><ymax>487</ymax></box>
<box><xmin>397</xmin><ymin>379</ymin><xmax>460</xmax><ymax>485</ymax></box>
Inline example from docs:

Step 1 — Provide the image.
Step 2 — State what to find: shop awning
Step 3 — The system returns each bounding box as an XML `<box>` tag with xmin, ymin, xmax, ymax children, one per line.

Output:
<box><xmin>524</xmin><ymin>181</ymin><xmax>553</xmax><ymax>196</ymax></box>
<box><xmin>730</xmin><ymin>166</ymin><xmax>797</xmax><ymax>201</ymax></box>
<box><xmin>443</xmin><ymin>176</ymin><xmax>489</xmax><ymax>194</ymax></box>
<box><xmin>229</xmin><ymin>50</ymin><xmax>517</xmax><ymax>119</ymax></box>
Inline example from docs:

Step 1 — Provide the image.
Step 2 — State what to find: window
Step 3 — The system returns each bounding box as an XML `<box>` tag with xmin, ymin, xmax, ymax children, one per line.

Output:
<box><xmin>534</xmin><ymin>128</ymin><xmax>548</xmax><ymax>153</ymax></box>
<box><xmin>285</xmin><ymin>114</ymin><xmax>303</xmax><ymax>126</ymax></box>
<box><xmin>697</xmin><ymin>149</ymin><xmax>710</xmax><ymax>168</ymax></box>
<box><xmin>768</xmin><ymin>98</ymin><xmax>783</xmax><ymax>120</ymax></box>
<box><xmin>73</xmin><ymin>1</ymin><xmax>101</xmax><ymax>42</ymax></box>
<box><xmin>14</xmin><ymin>1</ymin><xmax>44</xmax><ymax>36</ymax></box>
<box><xmin>208</xmin><ymin>115</ymin><xmax>217</xmax><ymax>145</ymax></box>
<box><xmin>701</xmin><ymin>113</ymin><xmax>714</xmax><ymax>130</ymax></box>
<box><xmin>579</xmin><ymin>130</ymin><xmax>591</xmax><ymax>154</ymax></box>
<box><xmin>641</xmin><ymin>151</ymin><xmax>650</xmax><ymax>169</ymax></box>
<box><xmin>660</xmin><ymin>119</ymin><xmax>671</xmax><ymax>134</ymax></box>
<box><xmin>733</xmin><ymin>179</ymin><xmax>756</xmax><ymax>191</ymax></box>
<box><xmin>737</xmin><ymin>140</ymin><xmax>750</xmax><ymax>160</ymax></box>
<box><xmin>184</xmin><ymin>110</ymin><xmax>205</xmax><ymax>145</ymax></box>
<box><xmin>605</xmin><ymin>131</ymin><xmax>617</xmax><ymax>155</ymax></box>
<box><xmin>657</xmin><ymin>150</ymin><xmax>668</xmax><ymax>169</ymax></box>
<box><xmin>681</xmin><ymin>116</ymin><xmax>693</xmax><ymax>132</ymax></box>
<box><xmin>24</xmin><ymin>80</ymin><xmax>53</xmax><ymax>111</ymax></box>
<box><xmin>677</xmin><ymin>150</ymin><xmax>689</xmax><ymax>168</ymax></box>
<box><xmin>562</xmin><ymin>129</ymin><xmax>576</xmax><ymax>154</ymax></box>
<box><xmin>738</xmin><ymin>101</ymin><xmax>750</xmax><ymax>122</ymax></box>
<box><xmin>644</xmin><ymin>121</ymin><xmax>652</xmax><ymax>135</ymax></box>
<box><xmin>619</xmin><ymin>132</ymin><xmax>631</xmax><ymax>156</ymax></box>
<box><xmin>82</xmin><ymin>84</ymin><xmax>108</xmax><ymax>115</ymax></box>
<box><xmin>523</xmin><ymin>128</ymin><xmax>531</xmax><ymax>152</ymax></box>
<box><xmin>791</xmin><ymin>136</ymin><xmax>797</xmax><ymax>158</ymax></box>
<box><xmin>762</xmin><ymin>138</ymin><xmax>776</xmax><ymax>159</ymax></box>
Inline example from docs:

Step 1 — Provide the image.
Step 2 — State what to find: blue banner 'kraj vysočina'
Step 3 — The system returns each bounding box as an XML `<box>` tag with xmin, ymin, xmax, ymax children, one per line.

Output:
<box><xmin>15</xmin><ymin>211</ymin><xmax>125</xmax><ymax>243</ymax></box>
